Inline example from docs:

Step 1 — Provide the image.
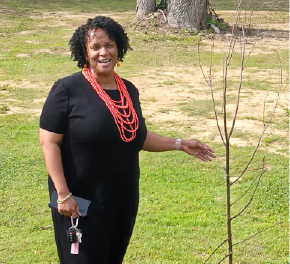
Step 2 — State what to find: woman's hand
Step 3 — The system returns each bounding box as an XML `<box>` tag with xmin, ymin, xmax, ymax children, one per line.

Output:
<box><xmin>180</xmin><ymin>139</ymin><xmax>216</xmax><ymax>162</ymax></box>
<box><xmin>142</xmin><ymin>131</ymin><xmax>216</xmax><ymax>162</ymax></box>
<box><xmin>58</xmin><ymin>195</ymin><xmax>81</xmax><ymax>219</ymax></box>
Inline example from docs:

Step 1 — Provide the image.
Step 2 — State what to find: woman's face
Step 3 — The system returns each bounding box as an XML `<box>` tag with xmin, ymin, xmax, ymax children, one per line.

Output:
<box><xmin>85</xmin><ymin>28</ymin><xmax>118</xmax><ymax>78</ymax></box>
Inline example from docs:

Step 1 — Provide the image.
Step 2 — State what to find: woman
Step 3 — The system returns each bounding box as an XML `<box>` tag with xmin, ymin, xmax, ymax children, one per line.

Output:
<box><xmin>39</xmin><ymin>16</ymin><xmax>215</xmax><ymax>264</ymax></box>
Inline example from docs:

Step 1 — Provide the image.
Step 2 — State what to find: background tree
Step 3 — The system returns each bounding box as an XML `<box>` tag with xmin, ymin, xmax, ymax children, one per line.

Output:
<box><xmin>136</xmin><ymin>0</ymin><xmax>208</xmax><ymax>32</ymax></box>
<box><xmin>167</xmin><ymin>0</ymin><xmax>208</xmax><ymax>32</ymax></box>
<box><xmin>136</xmin><ymin>0</ymin><xmax>156</xmax><ymax>17</ymax></box>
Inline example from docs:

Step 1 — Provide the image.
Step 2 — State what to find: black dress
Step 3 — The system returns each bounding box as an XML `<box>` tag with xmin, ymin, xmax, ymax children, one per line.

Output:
<box><xmin>40</xmin><ymin>72</ymin><xmax>147</xmax><ymax>264</ymax></box>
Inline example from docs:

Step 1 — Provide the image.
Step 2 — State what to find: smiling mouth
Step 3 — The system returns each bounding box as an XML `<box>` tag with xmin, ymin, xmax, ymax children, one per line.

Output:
<box><xmin>98</xmin><ymin>59</ymin><xmax>111</xmax><ymax>64</ymax></box>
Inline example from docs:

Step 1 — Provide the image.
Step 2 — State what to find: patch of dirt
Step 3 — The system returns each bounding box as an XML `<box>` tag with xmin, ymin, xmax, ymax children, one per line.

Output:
<box><xmin>16</xmin><ymin>53</ymin><xmax>29</xmax><ymax>58</ymax></box>
<box><xmin>18</xmin><ymin>30</ymin><xmax>37</xmax><ymax>35</ymax></box>
<box><xmin>2</xmin><ymin>106</ymin><xmax>42</xmax><ymax>116</ymax></box>
<box><xmin>29</xmin><ymin>11</ymin><xmax>133</xmax><ymax>29</ymax></box>
<box><xmin>25</xmin><ymin>40</ymin><xmax>40</xmax><ymax>44</ymax></box>
<box><xmin>34</xmin><ymin>48</ymin><xmax>52</xmax><ymax>54</ymax></box>
<box><xmin>0</xmin><ymin>80</ymin><xmax>48</xmax><ymax>89</ymax></box>
<box><xmin>33</xmin><ymin>98</ymin><xmax>46</xmax><ymax>103</ymax></box>
<box><xmin>130</xmin><ymin>64</ymin><xmax>288</xmax><ymax>154</ymax></box>
<box><xmin>203</xmin><ymin>10</ymin><xmax>289</xmax><ymax>57</ymax></box>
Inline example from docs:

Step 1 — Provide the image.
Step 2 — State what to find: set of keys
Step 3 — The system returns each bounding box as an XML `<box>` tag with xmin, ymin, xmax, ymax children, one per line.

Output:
<box><xmin>66</xmin><ymin>216</ymin><xmax>82</xmax><ymax>254</ymax></box>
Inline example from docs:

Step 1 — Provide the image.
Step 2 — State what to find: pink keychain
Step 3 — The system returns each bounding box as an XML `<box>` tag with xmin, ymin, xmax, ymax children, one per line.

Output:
<box><xmin>69</xmin><ymin>216</ymin><xmax>82</xmax><ymax>254</ymax></box>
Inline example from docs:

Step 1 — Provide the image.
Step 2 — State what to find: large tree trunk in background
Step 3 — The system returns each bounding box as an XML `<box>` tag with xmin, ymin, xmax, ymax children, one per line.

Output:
<box><xmin>167</xmin><ymin>0</ymin><xmax>208</xmax><ymax>32</ymax></box>
<box><xmin>136</xmin><ymin>0</ymin><xmax>156</xmax><ymax>17</ymax></box>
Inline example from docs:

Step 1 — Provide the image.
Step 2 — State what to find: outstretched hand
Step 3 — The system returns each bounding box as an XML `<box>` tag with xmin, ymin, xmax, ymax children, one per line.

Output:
<box><xmin>180</xmin><ymin>139</ymin><xmax>216</xmax><ymax>162</ymax></box>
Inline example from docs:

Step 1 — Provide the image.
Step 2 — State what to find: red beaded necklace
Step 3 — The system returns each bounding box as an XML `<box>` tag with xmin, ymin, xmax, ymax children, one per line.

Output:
<box><xmin>82</xmin><ymin>67</ymin><xmax>139</xmax><ymax>142</ymax></box>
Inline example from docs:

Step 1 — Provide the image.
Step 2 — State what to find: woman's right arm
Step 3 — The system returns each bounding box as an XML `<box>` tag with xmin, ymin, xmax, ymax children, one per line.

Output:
<box><xmin>39</xmin><ymin>128</ymin><xmax>81</xmax><ymax>218</ymax></box>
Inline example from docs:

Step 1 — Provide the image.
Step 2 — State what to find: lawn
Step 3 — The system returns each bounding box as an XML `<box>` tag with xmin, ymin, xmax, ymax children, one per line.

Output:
<box><xmin>0</xmin><ymin>0</ymin><xmax>288</xmax><ymax>263</ymax></box>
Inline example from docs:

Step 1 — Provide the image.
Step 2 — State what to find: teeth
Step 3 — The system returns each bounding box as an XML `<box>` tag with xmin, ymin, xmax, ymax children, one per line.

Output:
<box><xmin>99</xmin><ymin>59</ymin><xmax>110</xmax><ymax>63</ymax></box>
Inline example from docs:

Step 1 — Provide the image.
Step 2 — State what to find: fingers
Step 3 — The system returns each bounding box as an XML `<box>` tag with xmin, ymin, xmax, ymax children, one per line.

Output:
<box><xmin>59</xmin><ymin>208</ymin><xmax>79</xmax><ymax>218</ymax></box>
<box><xmin>191</xmin><ymin>140</ymin><xmax>215</xmax><ymax>153</ymax></box>
<box><xmin>184</xmin><ymin>146</ymin><xmax>216</xmax><ymax>161</ymax></box>
<box><xmin>58</xmin><ymin>198</ymin><xmax>79</xmax><ymax>218</ymax></box>
<box><xmin>71</xmin><ymin>210</ymin><xmax>78</xmax><ymax>219</ymax></box>
<box><xmin>197</xmin><ymin>153</ymin><xmax>212</xmax><ymax>162</ymax></box>
<box><xmin>205</xmin><ymin>146</ymin><xmax>215</xmax><ymax>154</ymax></box>
<box><xmin>58</xmin><ymin>207</ymin><xmax>72</xmax><ymax>217</ymax></box>
<box><xmin>200</xmin><ymin>142</ymin><xmax>215</xmax><ymax>154</ymax></box>
<box><xmin>204</xmin><ymin>149</ymin><xmax>216</xmax><ymax>158</ymax></box>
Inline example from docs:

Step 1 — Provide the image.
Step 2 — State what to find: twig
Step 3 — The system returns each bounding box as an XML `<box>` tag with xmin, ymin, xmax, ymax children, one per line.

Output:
<box><xmin>243</xmin><ymin>13</ymin><xmax>262</xmax><ymax>68</ymax></box>
<box><xmin>230</xmin><ymin>124</ymin><xmax>265</xmax><ymax>185</ymax></box>
<box><xmin>247</xmin><ymin>0</ymin><xmax>255</xmax><ymax>31</ymax></box>
<box><xmin>231</xmin><ymin>158</ymin><xmax>266</xmax><ymax>220</ymax></box>
<box><xmin>225</xmin><ymin>0</ymin><xmax>243</xmax><ymax>68</ymax></box>
<box><xmin>197</xmin><ymin>40</ymin><xmax>226</xmax><ymax>146</ymax></box>
<box><xmin>233</xmin><ymin>222</ymin><xmax>283</xmax><ymax>246</ymax></box>
<box><xmin>222</xmin><ymin>16</ymin><xmax>242</xmax><ymax>145</ymax></box>
<box><xmin>231</xmin><ymin>160</ymin><xmax>266</xmax><ymax>207</ymax></box>
<box><xmin>217</xmin><ymin>254</ymin><xmax>230</xmax><ymax>264</ymax></box>
<box><xmin>158</xmin><ymin>9</ymin><xmax>167</xmax><ymax>22</ymax></box>
<box><xmin>230</xmin><ymin>51</ymin><xmax>282</xmax><ymax>185</ymax></box>
<box><xmin>228</xmin><ymin>24</ymin><xmax>246</xmax><ymax>140</ymax></box>
<box><xmin>203</xmin><ymin>239</ymin><xmax>228</xmax><ymax>263</ymax></box>
<box><xmin>263</xmin><ymin>93</ymin><xmax>267</xmax><ymax>126</ymax></box>
<box><xmin>227</xmin><ymin>167</ymin><xmax>264</xmax><ymax>177</ymax></box>
<box><xmin>228</xmin><ymin>11</ymin><xmax>262</xmax><ymax>139</ymax></box>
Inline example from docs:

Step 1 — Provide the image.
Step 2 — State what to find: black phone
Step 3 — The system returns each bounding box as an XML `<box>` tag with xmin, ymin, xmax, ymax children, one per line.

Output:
<box><xmin>49</xmin><ymin>190</ymin><xmax>91</xmax><ymax>217</ymax></box>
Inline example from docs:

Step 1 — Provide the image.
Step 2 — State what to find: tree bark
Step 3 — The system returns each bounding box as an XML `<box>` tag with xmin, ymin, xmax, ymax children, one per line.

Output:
<box><xmin>136</xmin><ymin>0</ymin><xmax>156</xmax><ymax>17</ymax></box>
<box><xmin>167</xmin><ymin>0</ymin><xmax>208</xmax><ymax>32</ymax></box>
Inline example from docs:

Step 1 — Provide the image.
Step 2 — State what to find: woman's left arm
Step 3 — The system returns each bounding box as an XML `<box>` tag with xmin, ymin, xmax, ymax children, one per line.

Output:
<box><xmin>142</xmin><ymin>131</ymin><xmax>216</xmax><ymax>162</ymax></box>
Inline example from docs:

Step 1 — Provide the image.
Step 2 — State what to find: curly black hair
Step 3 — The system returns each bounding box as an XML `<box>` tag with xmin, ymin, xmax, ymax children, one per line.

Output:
<box><xmin>69</xmin><ymin>16</ymin><xmax>130</xmax><ymax>68</ymax></box>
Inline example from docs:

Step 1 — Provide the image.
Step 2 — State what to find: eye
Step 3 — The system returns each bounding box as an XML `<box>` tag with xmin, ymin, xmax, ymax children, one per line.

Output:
<box><xmin>91</xmin><ymin>46</ymin><xmax>100</xmax><ymax>50</ymax></box>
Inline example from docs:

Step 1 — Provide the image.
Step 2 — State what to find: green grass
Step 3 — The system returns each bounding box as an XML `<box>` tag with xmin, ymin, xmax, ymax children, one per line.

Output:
<box><xmin>0</xmin><ymin>0</ymin><xmax>288</xmax><ymax>263</ymax></box>
<box><xmin>1</xmin><ymin>0</ymin><xmax>136</xmax><ymax>13</ymax></box>
<box><xmin>179</xmin><ymin>99</ymin><xmax>215</xmax><ymax>119</ymax></box>
<box><xmin>210</xmin><ymin>0</ymin><xmax>289</xmax><ymax>12</ymax></box>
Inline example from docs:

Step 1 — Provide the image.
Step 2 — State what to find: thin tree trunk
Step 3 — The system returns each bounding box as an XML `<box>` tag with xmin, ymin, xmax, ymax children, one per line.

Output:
<box><xmin>226</xmin><ymin>144</ymin><xmax>233</xmax><ymax>264</ymax></box>
<box><xmin>136</xmin><ymin>0</ymin><xmax>156</xmax><ymax>17</ymax></box>
<box><xmin>167</xmin><ymin>0</ymin><xmax>207</xmax><ymax>32</ymax></box>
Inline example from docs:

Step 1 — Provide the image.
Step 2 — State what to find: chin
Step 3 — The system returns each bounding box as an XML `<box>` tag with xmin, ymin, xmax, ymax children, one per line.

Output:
<box><xmin>91</xmin><ymin>66</ymin><xmax>114</xmax><ymax>76</ymax></box>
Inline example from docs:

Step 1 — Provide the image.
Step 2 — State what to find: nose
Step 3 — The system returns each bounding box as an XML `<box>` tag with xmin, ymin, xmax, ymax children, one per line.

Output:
<box><xmin>99</xmin><ymin>46</ymin><xmax>108</xmax><ymax>56</ymax></box>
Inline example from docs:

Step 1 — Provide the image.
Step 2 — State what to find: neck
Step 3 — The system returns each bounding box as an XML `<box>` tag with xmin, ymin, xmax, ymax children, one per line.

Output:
<box><xmin>89</xmin><ymin>68</ymin><xmax>117</xmax><ymax>90</ymax></box>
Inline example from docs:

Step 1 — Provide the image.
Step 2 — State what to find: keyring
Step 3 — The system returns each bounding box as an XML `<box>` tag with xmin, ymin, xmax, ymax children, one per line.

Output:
<box><xmin>71</xmin><ymin>215</ymin><xmax>79</xmax><ymax>228</ymax></box>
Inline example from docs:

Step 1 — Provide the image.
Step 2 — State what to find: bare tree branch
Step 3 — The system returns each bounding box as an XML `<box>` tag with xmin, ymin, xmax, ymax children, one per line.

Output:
<box><xmin>204</xmin><ymin>239</ymin><xmax>228</xmax><ymax>264</ymax></box>
<box><xmin>227</xmin><ymin>167</ymin><xmax>264</xmax><ymax>177</ymax></box>
<box><xmin>233</xmin><ymin>222</ymin><xmax>283</xmax><ymax>246</ymax></box>
<box><xmin>231</xmin><ymin>159</ymin><xmax>266</xmax><ymax>207</ymax></box>
<box><xmin>225</xmin><ymin>0</ymin><xmax>243</xmax><ymax>68</ymax></box>
<box><xmin>230</xmin><ymin>51</ymin><xmax>282</xmax><ymax>185</ymax></box>
<box><xmin>197</xmin><ymin>40</ymin><xmax>226</xmax><ymax>146</ymax></box>
<box><xmin>228</xmin><ymin>5</ymin><xmax>262</xmax><ymax>141</ymax></box>
<box><xmin>243</xmin><ymin>15</ymin><xmax>262</xmax><ymax>68</ymax></box>
<box><xmin>222</xmin><ymin>60</ymin><xmax>228</xmax><ymax>144</ymax></box>
<box><xmin>217</xmin><ymin>254</ymin><xmax>230</xmax><ymax>264</ymax></box>
<box><xmin>231</xmin><ymin>157</ymin><xmax>266</xmax><ymax>220</ymax></box>
<box><xmin>228</xmin><ymin>25</ymin><xmax>246</xmax><ymax>140</ymax></box>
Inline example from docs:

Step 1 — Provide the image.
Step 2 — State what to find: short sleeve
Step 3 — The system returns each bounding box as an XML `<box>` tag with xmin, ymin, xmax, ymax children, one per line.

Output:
<box><xmin>40</xmin><ymin>80</ymin><xmax>69</xmax><ymax>134</ymax></box>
